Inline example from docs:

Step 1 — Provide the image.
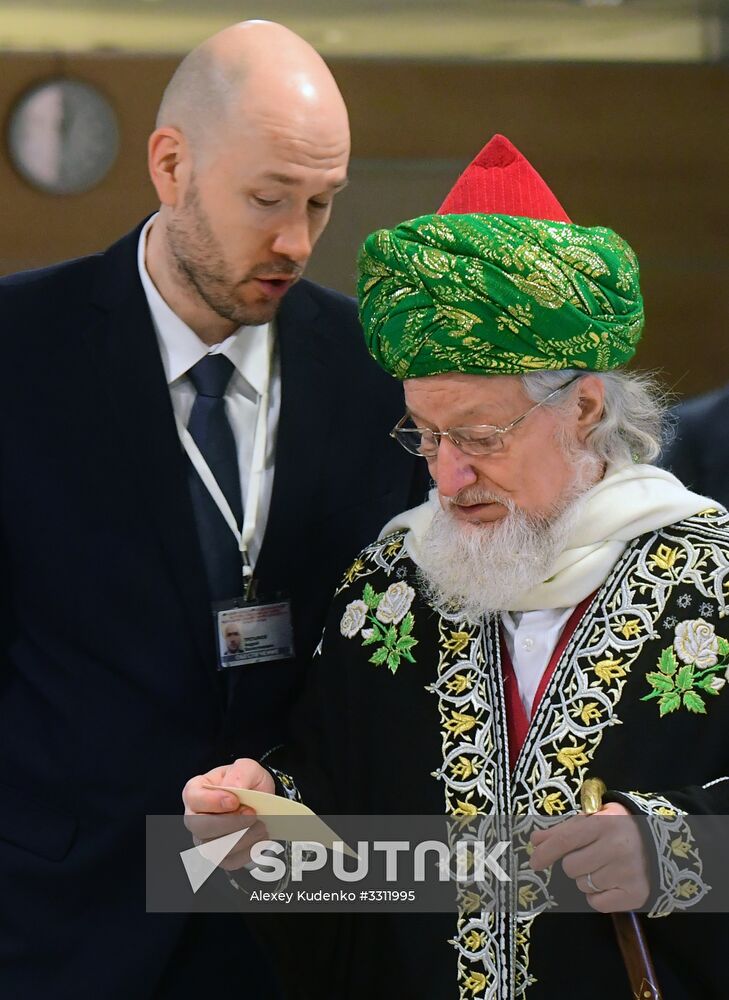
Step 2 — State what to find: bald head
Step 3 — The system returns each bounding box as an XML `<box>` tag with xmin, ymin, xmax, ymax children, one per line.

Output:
<box><xmin>222</xmin><ymin>621</ymin><xmax>241</xmax><ymax>653</ymax></box>
<box><xmin>147</xmin><ymin>20</ymin><xmax>350</xmax><ymax>340</ymax></box>
<box><xmin>156</xmin><ymin>20</ymin><xmax>349</xmax><ymax>161</ymax></box>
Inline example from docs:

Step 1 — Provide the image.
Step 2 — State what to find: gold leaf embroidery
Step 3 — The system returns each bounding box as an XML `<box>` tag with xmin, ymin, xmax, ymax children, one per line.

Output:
<box><xmin>656</xmin><ymin>806</ymin><xmax>677</xmax><ymax>818</ymax></box>
<box><xmin>578</xmin><ymin>702</ymin><xmax>602</xmax><ymax>724</ymax></box>
<box><xmin>463</xmin><ymin>971</ymin><xmax>487</xmax><ymax>994</ymax></box>
<box><xmin>676</xmin><ymin>881</ymin><xmax>699</xmax><ymax>899</ymax></box>
<box><xmin>433</xmin><ymin>303</ymin><xmax>481</xmax><ymax>335</ymax></box>
<box><xmin>671</xmin><ymin>837</ymin><xmax>691</xmax><ymax>859</ymax></box>
<box><xmin>518</xmin><ymin>885</ymin><xmax>539</xmax><ymax>908</ymax></box>
<box><xmin>553</xmin><ymin>243</ymin><xmax>609</xmax><ymax>278</ymax></box>
<box><xmin>594</xmin><ymin>656</ymin><xmax>626</xmax><ymax>684</ymax></box>
<box><xmin>540</xmin><ymin>791</ymin><xmax>568</xmax><ymax>816</ymax></box>
<box><xmin>446</xmin><ymin>672</ymin><xmax>472</xmax><ymax>695</ymax></box>
<box><xmin>460</xmin><ymin>890</ymin><xmax>482</xmax><ymax>915</ymax></box>
<box><xmin>443</xmin><ymin>631</ymin><xmax>472</xmax><ymax>655</ymax></box>
<box><xmin>413</xmin><ymin>246</ymin><xmax>454</xmax><ymax>279</ymax></box>
<box><xmin>444</xmin><ymin>711</ymin><xmax>477</xmax><ymax>736</ymax></box>
<box><xmin>464</xmin><ymin>930</ymin><xmax>485</xmax><ymax>951</ymax></box>
<box><xmin>616</xmin><ymin>618</ymin><xmax>642</xmax><ymax>639</ymax></box>
<box><xmin>509</xmin><ymin>272</ymin><xmax>568</xmax><ymax>310</ymax></box>
<box><xmin>648</xmin><ymin>544</ymin><xmax>682</xmax><ymax>572</ymax></box>
<box><xmin>450</xmin><ymin>755</ymin><xmax>478</xmax><ymax>779</ymax></box>
<box><xmin>556</xmin><ymin>743</ymin><xmax>590</xmax><ymax>774</ymax></box>
<box><xmin>343</xmin><ymin>558</ymin><xmax>365</xmax><ymax>584</ymax></box>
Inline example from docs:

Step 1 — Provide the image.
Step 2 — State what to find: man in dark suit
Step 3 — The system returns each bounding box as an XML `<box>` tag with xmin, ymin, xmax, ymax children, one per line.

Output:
<box><xmin>660</xmin><ymin>382</ymin><xmax>729</xmax><ymax>508</ymax></box>
<box><xmin>0</xmin><ymin>20</ymin><xmax>424</xmax><ymax>1000</ymax></box>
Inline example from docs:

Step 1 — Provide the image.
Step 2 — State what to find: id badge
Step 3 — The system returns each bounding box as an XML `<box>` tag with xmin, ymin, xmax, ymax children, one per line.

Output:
<box><xmin>214</xmin><ymin>596</ymin><xmax>295</xmax><ymax>670</ymax></box>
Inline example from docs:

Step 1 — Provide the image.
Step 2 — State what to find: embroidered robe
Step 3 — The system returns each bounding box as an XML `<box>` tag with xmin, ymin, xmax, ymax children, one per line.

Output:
<box><xmin>263</xmin><ymin>509</ymin><xmax>729</xmax><ymax>999</ymax></box>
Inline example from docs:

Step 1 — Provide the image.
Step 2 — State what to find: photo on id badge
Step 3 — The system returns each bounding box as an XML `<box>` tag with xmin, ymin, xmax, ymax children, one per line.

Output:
<box><xmin>216</xmin><ymin>602</ymin><xmax>295</xmax><ymax>669</ymax></box>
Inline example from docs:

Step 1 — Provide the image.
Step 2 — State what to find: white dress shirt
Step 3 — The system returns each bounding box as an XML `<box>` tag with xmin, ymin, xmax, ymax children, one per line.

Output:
<box><xmin>137</xmin><ymin>216</ymin><xmax>280</xmax><ymax>567</ymax></box>
<box><xmin>500</xmin><ymin>606</ymin><xmax>576</xmax><ymax>717</ymax></box>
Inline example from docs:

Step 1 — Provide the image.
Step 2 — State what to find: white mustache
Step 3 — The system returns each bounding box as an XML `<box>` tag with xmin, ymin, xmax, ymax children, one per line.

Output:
<box><xmin>446</xmin><ymin>488</ymin><xmax>515</xmax><ymax>511</ymax></box>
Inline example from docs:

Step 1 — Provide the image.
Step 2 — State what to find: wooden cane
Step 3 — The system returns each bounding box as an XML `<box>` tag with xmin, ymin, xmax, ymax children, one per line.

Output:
<box><xmin>580</xmin><ymin>778</ymin><xmax>663</xmax><ymax>1000</ymax></box>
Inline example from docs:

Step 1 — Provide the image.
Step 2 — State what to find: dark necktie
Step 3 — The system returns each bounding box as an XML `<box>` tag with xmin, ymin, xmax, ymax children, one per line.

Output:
<box><xmin>186</xmin><ymin>354</ymin><xmax>244</xmax><ymax>602</ymax></box>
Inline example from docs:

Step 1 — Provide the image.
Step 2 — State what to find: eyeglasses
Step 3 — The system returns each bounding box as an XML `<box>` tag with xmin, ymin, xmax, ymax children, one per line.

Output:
<box><xmin>391</xmin><ymin>375</ymin><xmax>583</xmax><ymax>458</ymax></box>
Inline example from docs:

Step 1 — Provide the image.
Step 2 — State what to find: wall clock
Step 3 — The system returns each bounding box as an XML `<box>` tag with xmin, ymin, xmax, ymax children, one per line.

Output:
<box><xmin>7</xmin><ymin>78</ymin><xmax>119</xmax><ymax>195</ymax></box>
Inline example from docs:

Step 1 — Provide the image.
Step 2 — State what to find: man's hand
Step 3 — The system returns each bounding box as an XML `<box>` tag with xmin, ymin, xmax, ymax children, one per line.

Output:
<box><xmin>529</xmin><ymin>803</ymin><xmax>650</xmax><ymax>912</ymax></box>
<box><xmin>182</xmin><ymin>758</ymin><xmax>276</xmax><ymax>871</ymax></box>
<box><xmin>183</xmin><ymin>757</ymin><xmax>275</xmax><ymax>815</ymax></box>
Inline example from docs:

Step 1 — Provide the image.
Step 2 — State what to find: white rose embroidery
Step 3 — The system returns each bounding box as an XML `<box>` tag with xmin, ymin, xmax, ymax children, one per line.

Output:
<box><xmin>375</xmin><ymin>582</ymin><xmax>415</xmax><ymax>625</ymax></box>
<box><xmin>674</xmin><ymin>618</ymin><xmax>719</xmax><ymax>669</ymax></box>
<box><xmin>340</xmin><ymin>600</ymin><xmax>368</xmax><ymax>639</ymax></box>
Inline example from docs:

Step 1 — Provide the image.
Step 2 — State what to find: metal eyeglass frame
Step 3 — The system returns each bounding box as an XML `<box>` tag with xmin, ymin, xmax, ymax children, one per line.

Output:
<box><xmin>390</xmin><ymin>374</ymin><xmax>584</xmax><ymax>458</ymax></box>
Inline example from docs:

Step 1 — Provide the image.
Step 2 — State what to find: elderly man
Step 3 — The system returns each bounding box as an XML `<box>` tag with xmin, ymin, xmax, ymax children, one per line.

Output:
<box><xmin>0</xmin><ymin>19</ymin><xmax>424</xmax><ymax>1000</ymax></box>
<box><xmin>184</xmin><ymin>136</ymin><xmax>729</xmax><ymax>997</ymax></box>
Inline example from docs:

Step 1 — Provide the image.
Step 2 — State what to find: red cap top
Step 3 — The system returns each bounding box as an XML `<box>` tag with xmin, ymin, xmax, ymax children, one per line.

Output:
<box><xmin>437</xmin><ymin>134</ymin><xmax>571</xmax><ymax>223</ymax></box>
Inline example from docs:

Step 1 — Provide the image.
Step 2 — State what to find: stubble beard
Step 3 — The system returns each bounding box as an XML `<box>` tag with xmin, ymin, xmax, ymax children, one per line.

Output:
<box><xmin>166</xmin><ymin>179</ymin><xmax>300</xmax><ymax>327</ymax></box>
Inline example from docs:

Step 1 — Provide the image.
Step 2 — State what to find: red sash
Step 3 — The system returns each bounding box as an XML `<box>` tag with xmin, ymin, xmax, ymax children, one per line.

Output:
<box><xmin>500</xmin><ymin>594</ymin><xmax>594</xmax><ymax>772</ymax></box>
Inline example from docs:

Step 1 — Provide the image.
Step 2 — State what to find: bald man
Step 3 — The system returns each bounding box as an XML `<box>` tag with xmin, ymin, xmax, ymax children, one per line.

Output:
<box><xmin>0</xmin><ymin>21</ymin><xmax>424</xmax><ymax>999</ymax></box>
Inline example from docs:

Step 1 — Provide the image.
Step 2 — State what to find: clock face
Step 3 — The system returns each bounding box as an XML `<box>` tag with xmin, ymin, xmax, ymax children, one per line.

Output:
<box><xmin>7</xmin><ymin>78</ymin><xmax>120</xmax><ymax>195</ymax></box>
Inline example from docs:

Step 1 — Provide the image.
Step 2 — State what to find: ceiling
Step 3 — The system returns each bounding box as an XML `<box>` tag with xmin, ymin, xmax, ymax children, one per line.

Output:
<box><xmin>0</xmin><ymin>0</ymin><xmax>721</xmax><ymax>60</ymax></box>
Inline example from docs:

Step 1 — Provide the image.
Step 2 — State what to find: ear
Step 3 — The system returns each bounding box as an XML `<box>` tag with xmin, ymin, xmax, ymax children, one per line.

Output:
<box><xmin>574</xmin><ymin>374</ymin><xmax>605</xmax><ymax>442</ymax></box>
<box><xmin>147</xmin><ymin>127</ymin><xmax>189</xmax><ymax>207</ymax></box>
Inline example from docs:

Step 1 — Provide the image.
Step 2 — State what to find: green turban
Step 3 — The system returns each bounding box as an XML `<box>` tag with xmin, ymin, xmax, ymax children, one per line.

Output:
<box><xmin>357</xmin><ymin>213</ymin><xmax>644</xmax><ymax>379</ymax></box>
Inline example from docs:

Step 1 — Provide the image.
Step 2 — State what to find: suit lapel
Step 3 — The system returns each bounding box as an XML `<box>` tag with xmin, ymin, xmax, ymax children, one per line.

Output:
<box><xmin>85</xmin><ymin>224</ymin><xmax>215</xmax><ymax>673</ymax></box>
<box><xmin>255</xmin><ymin>281</ymin><xmax>330</xmax><ymax>591</ymax></box>
<box><xmin>85</xmin><ymin>241</ymin><xmax>336</xmax><ymax>663</ymax></box>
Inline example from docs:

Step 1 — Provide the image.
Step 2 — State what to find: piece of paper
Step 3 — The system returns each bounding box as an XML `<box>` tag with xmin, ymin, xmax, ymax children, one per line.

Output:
<box><xmin>203</xmin><ymin>784</ymin><xmax>357</xmax><ymax>857</ymax></box>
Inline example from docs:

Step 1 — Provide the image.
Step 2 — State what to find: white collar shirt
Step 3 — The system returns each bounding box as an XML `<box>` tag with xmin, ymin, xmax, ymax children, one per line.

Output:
<box><xmin>500</xmin><ymin>606</ymin><xmax>576</xmax><ymax>717</ymax></box>
<box><xmin>137</xmin><ymin>215</ymin><xmax>280</xmax><ymax>567</ymax></box>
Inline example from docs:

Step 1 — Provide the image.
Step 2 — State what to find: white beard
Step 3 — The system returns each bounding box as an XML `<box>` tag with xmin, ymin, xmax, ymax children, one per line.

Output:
<box><xmin>416</xmin><ymin>471</ymin><xmax>594</xmax><ymax>623</ymax></box>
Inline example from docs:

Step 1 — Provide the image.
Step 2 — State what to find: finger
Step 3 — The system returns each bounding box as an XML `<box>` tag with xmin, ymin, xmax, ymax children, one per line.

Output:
<box><xmin>560</xmin><ymin>843</ymin><xmax>615</xmax><ymax>881</ymax></box>
<box><xmin>530</xmin><ymin>800</ymin><xmax>626</xmax><ymax>841</ymax></box>
<box><xmin>574</xmin><ymin>864</ymin><xmax>614</xmax><ymax>895</ymax></box>
<box><xmin>198</xmin><ymin>788</ymin><xmax>263</xmax><ymax>818</ymax></box>
<box><xmin>216</xmin><ymin>758</ymin><xmax>276</xmax><ymax>795</ymax></box>
<box><xmin>585</xmin><ymin>887</ymin><xmax>638</xmax><ymax>914</ymax></box>
<box><xmin>183</xmin><ymin>772</ymin><xmax>241</xmax><ymax>815</ymax></box>
<box><xmin>184</xmin><ymin>810</ymin><xmax>259</xmax><ymax>840</ymax></box>
<box><xmin>577</xmin><ymin>863</ymin><xmax>649</xmax><ymax>907</ymax></box>
<box><xmin>183</xmin><ymin>758</ymin><xmax>274</xmax><ymax>815</ymax></box>
<box><xmin>563</xmin><ymin>817</ymin><xmax>646</xmax><ymax>880</ymax></box>
<box><xmin>529</xmin><ymin>815</ymin><xmax>600</xmax><ymax>870</ymax></box>
<box><xmin>597</xmin><ymin>802</ymin><xmax>631</xmax><ymax>819</ymax></box>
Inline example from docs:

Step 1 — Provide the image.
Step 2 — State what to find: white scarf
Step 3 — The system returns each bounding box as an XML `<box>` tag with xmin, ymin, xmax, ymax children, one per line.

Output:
<box><xmin>379</xmin><ymin>463</ymin><xmax>718</xmax><ymax>611</ymax></box>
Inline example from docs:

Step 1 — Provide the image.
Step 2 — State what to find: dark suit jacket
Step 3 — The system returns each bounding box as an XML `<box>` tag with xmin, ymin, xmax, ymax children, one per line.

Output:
<box><xmin>660</xmin><ymin>384</ymin><xmax>729</xmax><ymax>508</ymax></box>
<box><xmin>0</xmin><ymin>223</ymin><xmax>427</xmax><ymax>998</ymax></box>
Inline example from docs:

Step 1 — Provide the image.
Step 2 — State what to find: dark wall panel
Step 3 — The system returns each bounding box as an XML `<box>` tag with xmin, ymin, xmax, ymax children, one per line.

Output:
<box><xmin>1</xmin><ymin>53</ymin><xmax>727</xmax><ymax>396</ymax></box>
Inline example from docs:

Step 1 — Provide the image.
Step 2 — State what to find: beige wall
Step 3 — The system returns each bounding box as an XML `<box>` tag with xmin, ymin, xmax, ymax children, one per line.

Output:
<box><xmin>1</xmin><ymin>52</ymin><xmax>727</xmax><ymax>397</ymax></box>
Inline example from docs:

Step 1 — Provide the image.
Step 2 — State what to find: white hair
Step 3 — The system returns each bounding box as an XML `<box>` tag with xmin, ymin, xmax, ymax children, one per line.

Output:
<box><xmin>520</xmin><ymin>368</ymin><xmax>669</xmax><ymax>466</ymax></box>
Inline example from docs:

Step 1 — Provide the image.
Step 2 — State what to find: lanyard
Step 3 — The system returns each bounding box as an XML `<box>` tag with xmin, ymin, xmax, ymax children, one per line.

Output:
<box><xmin>176</xmin><ymin>329</ymin><xmax>272</xmax><ymax>588</ymax></box>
